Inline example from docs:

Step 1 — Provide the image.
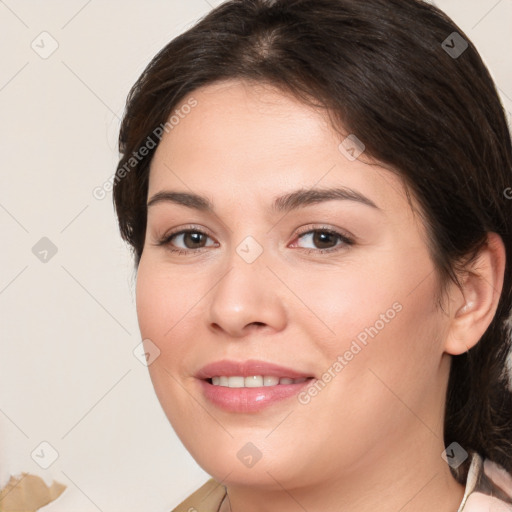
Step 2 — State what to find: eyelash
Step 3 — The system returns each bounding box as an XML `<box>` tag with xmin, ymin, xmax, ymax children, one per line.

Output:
<box><xmin>155</xmin><ymin>224</ymin><xmax>355</xmax><ymax>256</ymax></box>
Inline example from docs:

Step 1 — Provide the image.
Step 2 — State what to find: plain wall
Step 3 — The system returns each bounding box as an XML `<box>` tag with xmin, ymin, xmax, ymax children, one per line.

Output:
<box><xmin>1</xmin><ymin>1</ymin><xmax>511</xmax><ymax>510</ymax></box>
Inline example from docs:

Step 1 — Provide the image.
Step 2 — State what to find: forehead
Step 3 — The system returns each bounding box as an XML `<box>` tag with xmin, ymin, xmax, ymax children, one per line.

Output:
<box><xmin>147</xmin><ymin>79</ymin><xmax>417</xmax><ymax>224</ymax></box>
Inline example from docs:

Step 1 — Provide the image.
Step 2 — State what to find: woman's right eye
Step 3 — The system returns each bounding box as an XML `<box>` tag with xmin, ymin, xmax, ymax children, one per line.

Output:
<box><xmin>157</xmin><ymin>228</ymin><xmax>217</xmax><ymax>255</ymax></box>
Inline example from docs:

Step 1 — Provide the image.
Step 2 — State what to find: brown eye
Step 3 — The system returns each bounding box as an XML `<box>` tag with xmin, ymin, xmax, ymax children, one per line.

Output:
<box><xmin>158</xmin><ymin>229</ymin><xmax>217</xmax><ymax>253</ymax></box>
<box><xmin>294</xmin><ymin>229</ymin><xmax>353</xmax><ymax>252</ymax></box>
<box><xmin>312</xmin><ymin>231</ymin><xmax>339</xmax><ymax>249</ymax></box>
<box><xmin>180</xmin><ymin>231</ymin><xmax>208</xmax><ymax>249</ymax></box>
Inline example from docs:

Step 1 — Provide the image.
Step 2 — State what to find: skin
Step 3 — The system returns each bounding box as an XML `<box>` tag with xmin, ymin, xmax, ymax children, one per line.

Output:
<box><xmin>135</xmin><ymin>79</ymin><xmax>505</xmax><ymax>512</ymax></box>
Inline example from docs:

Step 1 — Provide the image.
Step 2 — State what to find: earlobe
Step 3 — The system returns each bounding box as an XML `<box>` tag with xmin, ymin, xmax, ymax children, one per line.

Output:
<box><xmin>444</xmin><ymin>232</ymin><xmax>506</xmax><ymax>356</ymax></box>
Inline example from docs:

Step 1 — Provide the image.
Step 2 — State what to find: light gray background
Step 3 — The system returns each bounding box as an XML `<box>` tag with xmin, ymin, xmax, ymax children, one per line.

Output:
<box><xmin>1</xmin><ymin>1</ymin><xmax>511</xmax><ymax>511</ymax></box>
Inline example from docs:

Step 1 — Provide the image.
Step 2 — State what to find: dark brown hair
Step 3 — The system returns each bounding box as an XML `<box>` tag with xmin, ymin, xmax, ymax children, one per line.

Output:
<box><xmin>113</xmin><ymin>0</ymin><xmax>512</xmax><ymax>478</ymax></box>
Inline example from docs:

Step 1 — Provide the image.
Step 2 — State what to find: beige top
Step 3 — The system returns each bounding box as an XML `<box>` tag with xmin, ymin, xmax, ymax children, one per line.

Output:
<box><xmin>170</xmin><ymin>477</ymin><xmax>227</xmax><ymax>512</ymax></box>
<box><xmin>170</xmin><ymin>451</ymin><xmax>512</xmax><ymax>512</ymax></box>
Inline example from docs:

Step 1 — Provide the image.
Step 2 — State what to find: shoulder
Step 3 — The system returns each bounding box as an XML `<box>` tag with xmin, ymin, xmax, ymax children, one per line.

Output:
<box><xmin>170</xmin><ymin>478</ymin><xmax>227</xmax><ymax>512</ymax></box>
<box><xmin>459</xmin><ymin>451</ymin><xmax>512</xmax><ymax>511</ymax></box>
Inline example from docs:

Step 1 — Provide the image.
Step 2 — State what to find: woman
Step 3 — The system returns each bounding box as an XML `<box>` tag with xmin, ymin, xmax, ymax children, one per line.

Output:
<box><xmin>113</xmin><ymin>0</ymin><xmax>512</xmax><ymax>510</ymax></box>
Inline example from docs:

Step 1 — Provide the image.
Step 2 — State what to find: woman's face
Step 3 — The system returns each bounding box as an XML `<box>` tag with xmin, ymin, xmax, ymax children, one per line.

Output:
<box><xmin>136</xmin><ymin>79</ymin><xmax>453</xmax><ymax>489</ymax></box>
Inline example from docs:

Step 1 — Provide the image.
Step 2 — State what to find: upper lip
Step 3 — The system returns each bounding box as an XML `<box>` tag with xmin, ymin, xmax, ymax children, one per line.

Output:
<box><xmin>196</xmin><ymin>359</ymin><xmax>314</xmax><ymax>380</ymax></box>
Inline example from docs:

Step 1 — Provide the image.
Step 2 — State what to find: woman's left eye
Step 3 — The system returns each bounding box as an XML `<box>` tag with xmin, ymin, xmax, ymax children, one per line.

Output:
<box><xmin>156</xmin><ymin>226</ymin><xmax>354</xmax><ymax>255</ymax></box>
<box><xmin>291</xmin><ymin>228</ymin><xmax>354</xmax><ymax>254</ymax></box>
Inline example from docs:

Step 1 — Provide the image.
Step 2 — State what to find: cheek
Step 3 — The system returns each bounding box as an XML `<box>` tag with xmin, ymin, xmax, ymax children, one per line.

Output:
<box><xmin>135</xmin><ymin>257</ymin><xmax>191</xmax><ymax>391</ymax></box>
<box><xmin>284</xmin><ymin>252</ymin><xmax>409</xmax><ymax>356</ymax></box>
<box><xmin>295</xmin><ymin>247</ymin><xmax>443</xmax><ymax>393</ymax></box>
<box><xmin>135</xmin><ymin>257</ymin><xmax>200</xmax><ymax>423</ymax></box>
<box><xmin>135</xmin><ymin>260</ymin><xmax>166</xmax><ymax>340</ymax></box>
<box><xmin>290</xmin><ymin>264</ymin><xmax>444</xmax><ymax>463</ymax></box>
<box><xmin>135</xmin><ymin>257</ymin><xmax>200</xmax><ymax>345</ymax></box>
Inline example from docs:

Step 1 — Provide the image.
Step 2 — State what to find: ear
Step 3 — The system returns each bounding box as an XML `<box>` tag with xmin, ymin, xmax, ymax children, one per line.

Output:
<box><xmin>444</xmin><ymin>232</ymin><xmax>506</xmax><ymax>356</ymax></box>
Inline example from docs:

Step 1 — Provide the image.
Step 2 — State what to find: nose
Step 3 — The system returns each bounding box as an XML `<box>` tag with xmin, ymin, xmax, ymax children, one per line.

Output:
<box><xmin>206</xmin><ymin>247</ymin><xmax>288</xmax><ymax>338</ymax></box>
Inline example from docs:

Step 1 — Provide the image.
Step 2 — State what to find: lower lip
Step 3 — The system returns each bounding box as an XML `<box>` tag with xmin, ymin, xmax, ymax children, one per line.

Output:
<box><xmin>198</xmin><ymin>378</ymin><xmax>313</xmax><ymax>413</ymax></box>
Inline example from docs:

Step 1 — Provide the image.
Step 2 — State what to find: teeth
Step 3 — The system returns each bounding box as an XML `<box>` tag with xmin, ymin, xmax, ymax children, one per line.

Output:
<box><xmin>245</xmin><ymin>375</ymin><xmax>263</xmax><ymax>387</ymax></box>
<box><xmin>209</xmin><ymin>375</ymin><xmax>309</xmax><ymax>388</ymax></box>
<box><xmin>263</xmin><ymin>376</ymin><xmax>279</xmax><ymax>386</ymax></box>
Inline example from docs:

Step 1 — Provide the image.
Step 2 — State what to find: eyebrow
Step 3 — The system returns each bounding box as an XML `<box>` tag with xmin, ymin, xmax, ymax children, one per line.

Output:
<box><xmin>146</xmin><ymin>186</ymin><xmax>380</xmax><ymax>213</ymax></box>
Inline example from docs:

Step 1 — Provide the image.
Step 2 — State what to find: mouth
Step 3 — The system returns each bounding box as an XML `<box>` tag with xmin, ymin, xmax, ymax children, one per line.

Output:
<box><xmin>196</xmin><ymin>359</ymin><xmax>316</xmax><ymax>412</ymax></box>
<box><xmin>206</xmin><ymin>376</ymin><xmax>312</xmax><ymax>387</ymax></box>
